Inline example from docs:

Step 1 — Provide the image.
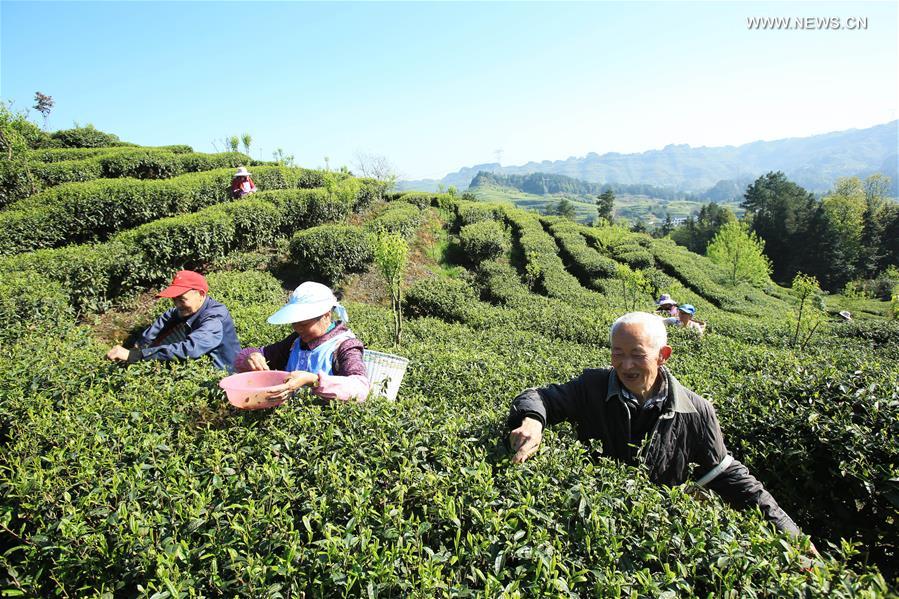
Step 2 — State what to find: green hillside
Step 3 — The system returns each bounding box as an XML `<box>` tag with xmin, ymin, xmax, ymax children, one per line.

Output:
<box><xmin>470</xmin><ymin>181</ymin><xmax>716</xmax><ymax>225</ymax></box>
<box><xmin>1</xmin><ymin>137</ymin><xmax>897</xmax><ymax>596</ymax></box>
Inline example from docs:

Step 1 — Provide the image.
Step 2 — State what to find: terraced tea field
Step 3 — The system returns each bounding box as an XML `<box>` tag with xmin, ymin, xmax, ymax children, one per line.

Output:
<box><xmin>1</xmin><ymin>144</ymin><xmax>896</xmax><ymax>596</ymax></box>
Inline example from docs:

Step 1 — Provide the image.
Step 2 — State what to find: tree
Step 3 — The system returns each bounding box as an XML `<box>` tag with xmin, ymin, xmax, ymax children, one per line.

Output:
<box><xmin>372</xmin><ymin>230</ymin><xmax>409</xmax><ymax>346</ymax></box>
<box><xmin>272</xmin><ymin>148</ymin><xmax>294</xmax><ymax>166</ymax></box>
<box><xmin>823</xmin><ymin>177</ymin><xmax>865</xmax><ymax>258</ymax></box>
<box><xmin>858</xmin><ymin>173</ymin><xmax>892</xmax><ymax>276</ymax></box>
<box><xmin>706</xmin><ymin>220</ymin><xmax>772</xmax><ymax>286</ymax></box>
<box><xmin>33</xmin><ymin>92</ymin><xmax>54</xmax><ymax>131</ymax></box>
<box><xmin>353</xmin><ymin>151</ymin><xmax>399</xmax><ymax>191</ymax></box>
<box><xmin>552</xmin><ymin>198</ymin><xmax>577</xmax><ymax>220</ymax></box>
<box><xmin>241</xmin><ymin>133</ymin><xmax>252</xmax><ymax>156</ymax></box>
<box><xmin>615</xmin><ymin>263</ymin><xmax>650</xmax><ymax>311</ymax></box>
<box><xmin>789</xmin><ymin>273</ymin><xmax>824</xmax><ymax>349</ymax></box>
<box><xmin>596</xmin><ymin>190</ymin><xmax>615</xmax><ymax>224</ymax></box>
<box><xmin>655</xmin><ymin>213</ymin><xmax>674</xmax><ymax>238</ymax></box>
<box><xmin>741</xmin><ymin>172</ymin><xmax>816</xmax><ymax>282</ymax></box>
<box><xmin>228</xmin><ymin>135</ymin><xmax>239</xmax><ymax>153</ymax></box>
<box><xmin>670</xmin><ymin>203</ymin><xmax>735</xmax><ymax>253</ymax></box>
<box><xmin>881</xmin><ymin>205</ymin><xmax>899</xmax><ymax>274</ymax></box>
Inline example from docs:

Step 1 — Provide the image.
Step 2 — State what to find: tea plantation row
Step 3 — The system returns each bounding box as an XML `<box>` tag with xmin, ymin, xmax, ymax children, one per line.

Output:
<box><xmin>0</xmin><ymin>270</ymin><xmax>894</xmax><ymax>596</ymax></box>
<box><xmin>0</xmin><ymin>175</ymin><xmax>896</xmax><ymax>594</ymax></box>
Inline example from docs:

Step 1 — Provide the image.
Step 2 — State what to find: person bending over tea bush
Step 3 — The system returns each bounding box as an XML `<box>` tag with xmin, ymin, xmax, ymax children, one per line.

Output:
<box><xmin>234</xmin><ymin>282</ymin><xmax>371</xmax><ymax>402</ymax></box>
<box><xmin>105</xmin><ymin>270</ymin><xmax>241</xmax><ymax>372</ymax></box>
<box><xmin>508</xmin><ymin>311</ymin><xmax>806</xmax><ymax>539</ymax></box>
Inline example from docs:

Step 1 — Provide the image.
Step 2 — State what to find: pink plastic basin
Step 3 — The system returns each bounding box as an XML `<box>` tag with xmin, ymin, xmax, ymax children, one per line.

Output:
<box><xmin>219</xmin><ymin>370</ymin><xmax>292</xmax><ymax>410</ymax></box>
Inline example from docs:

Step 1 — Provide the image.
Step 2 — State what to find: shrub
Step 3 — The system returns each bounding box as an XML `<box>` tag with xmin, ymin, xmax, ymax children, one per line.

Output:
<box><xmin>50</xmin><ymin>124</ymin><xmax>124</xmax><ymax>148</ymax></box>
<box><xmin>0</xmin><ymin>166</ymin><xmax>336</xmax><ymax>256</ymax></box>
<box><xmin>289</xmin><ymin>224</ymin><xmax>373</xmax><ymax>287</ymax></box>
<box><xmin>257</xmin><ymin>187</ymin><xmax>352</xmax><ymax>233</ymax></box>
<box><xmin>366</xmin><ymin>201</ymin><xmax>422</xmax><ymax>239</ymax></box>
<box><xmin>405</xmin><ymin>276</ymin><xmax>479</xmax><ymax>323</ymax></box>
<box><xmin>0</xmin><ymin>270</ymin><xmax>73</xmax><ymax>342</ymax></box>
<box><xmin>546</xmin><ymin>220</ymin><xmax>618</xmax><ymax>281</ymax></box>
<box><xmin>354</xmin><ymin>178</ymin><xmax>388</xmax><ymax>211</ymax></box>
<box><xmin>27</xmin><ymin>145</ymin><xmax>193</xmax><ymax>163</ymax></box>
<box><xmin>614</xmin><ymin>246</ymin><xmax>655</xmax><ymax>269</ymax></box>
<box><xmin>0</xmin><ymin>187</ymin><xmax>356</xmax><ymax>314</ymax></box>
<box><xmin>30</xmin><ymin>158</ymin><xmax>104</xmax><ymax>187</ymax></box>
<box><xmin>205</xmin><ymin>270</ymin><xmax>286</xmax><ymax>307</ymax></box>
<box><xmin>459</xmin><ymin>220</ymin><xmax>509</xmax><ymax>264</ymax></box>
<box><xmin>0</xmin><ymin>269</ymin><xmax>895</xmax><ymax>594</ymax></box>
<box><xmin>0</xmin><ymin>241</ymin><xmax>138</xmax><ymax>313</ymax></box>
<box><xmin>458</xmin><ymin>202</ymin><xmax>499</xmax><ymax>226</ymax></box>
<box><xmin>396</xmin><ymin>191</ymin><xmax>456</xmax><ymax>211</ymax></box>
<box><xmin>501</xmin><ymin>208</ymin><xmax>592</xmax><ymax>302</ymax></box>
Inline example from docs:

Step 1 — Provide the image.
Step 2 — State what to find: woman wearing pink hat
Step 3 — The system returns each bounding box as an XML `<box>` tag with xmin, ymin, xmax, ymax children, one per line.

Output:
<box><xmin>233</xmin><ymin>282</ymin><xmax>370</xmax><ymax>402</ymax></box>
<box><xmin>230</xmin><ymin>167</ymin><xmax>257</xmax><ymax>199</ymax></box>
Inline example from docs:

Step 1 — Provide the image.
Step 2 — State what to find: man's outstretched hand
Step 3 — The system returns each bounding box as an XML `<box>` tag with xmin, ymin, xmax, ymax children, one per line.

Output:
<box><xmin>106</xmin><ymin>345</ymin><xmax>130</xmax><ymax>362</ymax></box>
<box><xmin>509</xmin><ymin>416</ymin><xmax>543</xmax><ymax>463</ymax></box>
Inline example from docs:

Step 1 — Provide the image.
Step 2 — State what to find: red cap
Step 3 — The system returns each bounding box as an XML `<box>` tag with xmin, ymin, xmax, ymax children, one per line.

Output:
<box><xmin>156</xmin><ymin>270</ymin><xmax>209</xmax><ymax>298</ymax></box>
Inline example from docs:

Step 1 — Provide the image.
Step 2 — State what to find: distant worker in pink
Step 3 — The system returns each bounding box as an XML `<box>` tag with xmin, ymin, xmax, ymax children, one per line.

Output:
<box><xmin>230</xmin><ymin>166</ymin><xmax>257</xmax><ymax>199</ymax></box>
<box><xmin>233</xmin><ymin>282</ymin><xmax>371</xmax><ymax>402</ymax></box>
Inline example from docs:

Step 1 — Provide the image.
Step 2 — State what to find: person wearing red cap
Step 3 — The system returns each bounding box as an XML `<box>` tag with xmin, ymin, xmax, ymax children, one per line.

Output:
<box><xmin>105</xmin><ymin>270</ymin><xmax>240</xmax><ymax>372</ymax></box>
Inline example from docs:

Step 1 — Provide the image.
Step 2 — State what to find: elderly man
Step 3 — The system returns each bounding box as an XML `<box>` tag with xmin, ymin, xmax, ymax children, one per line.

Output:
<box><xmin>508</xmin><ymin>311</ymin><xmax>801</xmax><ymax>537</ymax></box>
<box><xmin>105</xmin><ymin>270</ymin><xmax>240</xmax><ymax>372</ymax></box>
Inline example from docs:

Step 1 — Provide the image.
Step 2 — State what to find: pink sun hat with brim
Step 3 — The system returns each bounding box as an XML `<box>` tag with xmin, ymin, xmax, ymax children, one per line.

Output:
<box><xmin>267</xmin><ymin>282</ymin><xmax>349</xmax><ymax>325</ymax></box>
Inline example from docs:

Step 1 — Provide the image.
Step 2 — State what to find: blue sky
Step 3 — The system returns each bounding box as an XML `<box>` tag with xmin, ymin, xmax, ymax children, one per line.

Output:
<box><xmin>2</xmin><ymin>1</ymin><xmax>897</xmax><ymax>179</ymax></box>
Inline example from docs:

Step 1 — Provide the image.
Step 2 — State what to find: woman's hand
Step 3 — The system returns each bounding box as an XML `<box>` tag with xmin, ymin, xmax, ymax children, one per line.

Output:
<box><xmin>265</xmin><ymin>371</ymin><xmax>318</xmax><ymax>402</ymax></box>
<box><xmin>246</xmin><ymin>352</ymin><xmax>269</xmax><ymax>371</ymax></box>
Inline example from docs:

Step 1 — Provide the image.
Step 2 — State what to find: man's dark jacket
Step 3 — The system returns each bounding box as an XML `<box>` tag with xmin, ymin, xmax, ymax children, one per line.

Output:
<box><xmin>507</xmin><ymin>367</ymin><xmax>800</xmax><ymax>535</ymax></box>
<box><xmin>127</xmin><ymin>297</ymin><xmax>240</xmax><ymax>373</ymax></box>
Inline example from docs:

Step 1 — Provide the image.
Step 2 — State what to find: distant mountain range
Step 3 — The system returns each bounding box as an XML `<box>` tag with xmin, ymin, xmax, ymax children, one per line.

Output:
<box><xmin>398</xmin><ymin>120</ymin><xmax>899</xmax><ymax>197</ymax></box>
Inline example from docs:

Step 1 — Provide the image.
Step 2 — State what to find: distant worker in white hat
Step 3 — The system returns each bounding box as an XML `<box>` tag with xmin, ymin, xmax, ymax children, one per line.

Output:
<box><xmin>656</xmin><ymin>293</ymin><xmax>678</xmax><ymax>316</ymax></box>
<box><xmin>233</xmin><ymin>282</ymin><xmax>370</xmax><ymax>402</ymax></box>
<box><xmin>838</xmin><ymin>310</ymin><xmax>852</xmax><ymax>321</ymax></box>
<box><xmin>663</xmin><ymin>303</ymin><xmax>705</xmax><ymax>336</ymax></box>
<box><xmin>230</xmin><ymin>166</ymin><xmax>257</xmax><ymax>199</ymax></box>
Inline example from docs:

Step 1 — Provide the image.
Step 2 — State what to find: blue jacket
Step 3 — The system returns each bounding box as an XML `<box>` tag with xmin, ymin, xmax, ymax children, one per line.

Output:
<box><xmin>127</xmin><ymin>296</ymin><xmax>240</xmax><ymax>372</ymax></box>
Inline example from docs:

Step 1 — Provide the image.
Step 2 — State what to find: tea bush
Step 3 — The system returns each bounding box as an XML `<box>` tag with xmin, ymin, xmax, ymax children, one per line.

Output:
<box><xmin>289</xmin><ymin>224</ymin><xmax>374</xmax><ymax>287</ymax></box>
<box><xmin>0</xmin><ymin>286</ymin><xmax>893</xmax><ymax>595</ymax></box>
<box><xmin>500</xmin><ymin>207</ymin><xmax>595</xmax><ymax>303</ymax></box>
<box><xmin>0</xmin><ymin>270</ymin><xmax>73</xmax><ymax>343</ymax></box>
<box><xmin>0</xmin><ymin>190</ymin><xmax>354</xmax><ymax>313</ymax></box>
<box><xmin>405</xmin><ymin>276</ymin><xmax>481</xmax><ymax>323</ymax></box>
<box><xmin>49</xmin><ymin>124</ymin><xmax>126</xmax><ymax>148</ymax></box>
<box><xmin>26</xmin><ymin>150</ymin><xmax>249</xmax><ymax>189</ymax></box>
<box><xmin>365</xmin><ymin>200</ymin><xmax>422</xmax><ymax>239</ymax></box>
<box><xmin>27</xmin><ymin>144</ymin><xmax>194</xmax><ymax>163</ymax></box>
<box><xmin>0</xmin><ymin>166</ymin><xmax>348</xmax><ymax>256</ymax></box>
<box><xmin>395</xmin><ymin>191</ymin><xmax>456</xmax><ymax>211</ymax></box>
<box><xmin>0</xmin><ymin>186</ymin><xmax>897</xmax><ymax>594</ymax></box>
<box><xmin>546</xmin><ymin>219</ymin><xmax>619</xmax><ymax>281</ymax></box>
<box><xmin>457</xmin><ymin>201</ymin><xmax>503</xmax><ymax>227</ymax></box>
<box><xmin>459</xmin><ymin>220</ymin><xmax>509</xmax><ymax>264</ymax></box>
